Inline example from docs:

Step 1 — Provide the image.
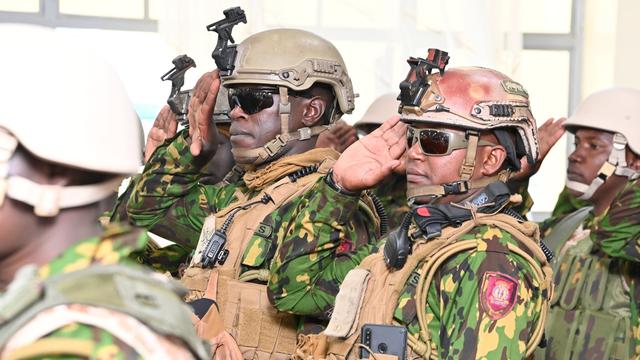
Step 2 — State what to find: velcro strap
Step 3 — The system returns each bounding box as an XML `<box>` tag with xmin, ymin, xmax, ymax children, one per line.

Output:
<box><xmin>279</xmin><ymin>87</ymin><xmax>290</xmax><ymax>134</ymax></box>
<box><xmin>460</xmin><ymin>132</ymin><xmax>479</xmax><ymax>180</ymax></box>
<box><xmin>6</xmin><ymin>176</ymin><xmax>122</xmax><ymax>217</ymax></box>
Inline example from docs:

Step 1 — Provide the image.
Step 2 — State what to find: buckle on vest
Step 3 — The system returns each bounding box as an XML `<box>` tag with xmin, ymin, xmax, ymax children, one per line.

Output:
<box><xmin>298</xmin><ymin>127</ymin><xmax>312</xmax><ymax>140</ymax></box>
<box><xmin>264</xmin><ymin>135</ymin><xmax>287</xmax><ymax>156</ymax></box>
<box><xmin>443</xmin><ymin>180</ymin><xmax>469</xmax><ymax>195</ymax></box>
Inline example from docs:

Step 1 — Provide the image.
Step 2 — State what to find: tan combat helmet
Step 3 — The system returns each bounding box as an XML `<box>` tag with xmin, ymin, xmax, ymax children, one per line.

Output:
<box><xmin>221</xmin><ymin>28</ymin><xmax>355</xmax><ymax>165</ymax></box>
<box><xmin>0</xmin><ymin>25</ymin><xmax>142</xmax><ymax>217</ymax></box>
<box><xmin>354</xmin><ymin>93</ymin><xmax>400</xmax><ymax>138</ymax></box>
<box><xmin>398</xmin><ymin>50</ymin><xmax>538</xmax><ymax>201</ymax></box>
<box><xmin>564</xmin><ymin>87</ymin><xmax>640</xmax><ymax>199</ymax></box>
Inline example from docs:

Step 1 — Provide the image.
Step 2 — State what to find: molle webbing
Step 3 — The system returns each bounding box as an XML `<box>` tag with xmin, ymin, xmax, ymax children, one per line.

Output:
<box><xmin>317</xmin><ymin>213</ymin><xmax>551</xmax><ymax>360</ymax></box>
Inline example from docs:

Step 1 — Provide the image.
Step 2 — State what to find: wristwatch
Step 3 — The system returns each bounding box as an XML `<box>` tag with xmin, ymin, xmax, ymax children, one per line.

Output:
<box><xmin>325</xmin><ymin>168</ymin><xmax>360</xmax><ymax>196</ymax></box>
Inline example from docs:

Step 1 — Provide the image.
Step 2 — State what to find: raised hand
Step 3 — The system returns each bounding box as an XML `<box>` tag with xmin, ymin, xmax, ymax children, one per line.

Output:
<box><xmin>188</xmin><ymin>70</ymin><xmax>221</xmax><ymax>157</ymax></box>
<box><xmin>332</xmin><ymin>116</ymin><xmax>407</xmax><ymax>192</ymax></box>
<box><xmin>316</xmin><ymin>120</ymin><xmax>358</xmax><ymax>153</ymax></box>
<box><xmin>513</xmin><ymin>117</ymin><xmax>566</xmax><ymax>181</ymax></box>
<box><xmin>144</xmin><ymin>105</ymin><xmax>178</xmax><ymax>163</ymax></box>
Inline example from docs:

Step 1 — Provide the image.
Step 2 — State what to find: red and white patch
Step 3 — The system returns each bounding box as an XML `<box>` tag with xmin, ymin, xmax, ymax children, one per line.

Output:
<box><xmin>480</xmin><ymin>272</ymin><xmax>518</xmax><ymax>320</ymax></box>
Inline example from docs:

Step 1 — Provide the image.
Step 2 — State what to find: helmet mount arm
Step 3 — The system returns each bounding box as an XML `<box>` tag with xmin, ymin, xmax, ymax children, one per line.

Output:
<box><xmin>398</xmin><ymin>48</ymin><xmax>449</xmax><ymax>111</ymax></box>
<box><xmin>207</xmin><ymin>7</ymin><xmax>247</xmax><ymax>77</ymax></box>
<box><xmin>161</xmin><ymin>55</ymin><xmax>196</xmax><ymax>127</ymax></box>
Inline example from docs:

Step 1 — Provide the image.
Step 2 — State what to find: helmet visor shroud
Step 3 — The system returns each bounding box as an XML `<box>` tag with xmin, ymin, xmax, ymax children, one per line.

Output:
<box><xmin>398</xmin><ymin>49</ymin><xmax>539</xmax><ymax>202</ymax></box>
<box><xmin>564</xmin><ymin>87</ymin><xmax>640</xmax><ymax>200</ymax></box>
<box><xmin>220</xmin><ymin>28</ymin><xmax>355</xmax><ymax>166</ymax></box>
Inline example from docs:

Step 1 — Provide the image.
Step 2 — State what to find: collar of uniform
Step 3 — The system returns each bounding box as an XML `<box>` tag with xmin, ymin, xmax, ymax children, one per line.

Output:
<box><xmin>242</xmin><ymin>148</ymin><xmax>339</xmax><ymax>190</ymax></box>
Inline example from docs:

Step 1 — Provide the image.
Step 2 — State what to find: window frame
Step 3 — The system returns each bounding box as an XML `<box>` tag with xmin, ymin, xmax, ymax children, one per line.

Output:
<box><xmin>0</xmin><ymin>0</ymin><xmax>157</xmax><ymax>31</ymax></box>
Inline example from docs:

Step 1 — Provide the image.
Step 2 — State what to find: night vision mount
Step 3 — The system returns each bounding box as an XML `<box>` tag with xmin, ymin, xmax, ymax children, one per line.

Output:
<box><xmin>207</xmin><ymin>6</ymin><xmax>247</xmax><ymax>76</ymax></box>
<box><xmin>161</xmin><ymin>54</ymin><xmax>197</xmax><ymax>126</ymax></box>
<box><xmin>398</xmin><ymin>48</ymin><xmax>449</xmax><ymax>110</ymax></box>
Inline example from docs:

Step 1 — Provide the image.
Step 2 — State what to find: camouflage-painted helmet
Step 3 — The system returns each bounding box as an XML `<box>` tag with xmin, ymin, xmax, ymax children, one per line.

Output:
<box><xmin>221</xmin><ymin>28</ymin><xmax>355</xmax><ymax>115</ymax></box>
<box><xmin>400</xmin><ymin>66</ymin><xmax>539</xmax><ymax>166</ymax></box>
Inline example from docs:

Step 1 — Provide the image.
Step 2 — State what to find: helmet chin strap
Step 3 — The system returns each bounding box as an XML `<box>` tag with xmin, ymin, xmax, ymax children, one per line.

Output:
<box><xmin>0</xmin><ymin>129</ymin><xmax>123</xmax><ymax>217</ymax></box>
<box><xmin>230</xmin><ymin>86</ymin><xmax>331</xmax><ymax>166</ymax></box>
<box><xmin>406</xmin><ymin>131</ymin><xmax>511</xmax><ymax>203</ymax></box>
<box><xmin>566</xmin><ymin>133</ymin><xmax>640</xmax><ymax>200</ymax></box>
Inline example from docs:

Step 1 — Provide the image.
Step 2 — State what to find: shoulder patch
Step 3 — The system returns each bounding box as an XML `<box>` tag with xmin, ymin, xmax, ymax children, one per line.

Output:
<box><xmin>480</xmin><ymin>271</ymin><xmax>518</xmax><ymax>320</ymax></box>
<box><xmin>501</xmin><ymin>80</ymin><xmax>529</xmax><ymax>98</ymax></box>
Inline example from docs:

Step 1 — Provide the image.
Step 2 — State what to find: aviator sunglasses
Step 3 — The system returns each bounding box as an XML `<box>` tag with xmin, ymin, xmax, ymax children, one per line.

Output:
<box><xmin>406</xmin><ymin>126</ymin><xmax>495</xmax><ymax>156</ymax></box>
<box><xmin>227</xmin><ymin>87</ymin><xmax>311</xmax><ymax>115</ymax></box>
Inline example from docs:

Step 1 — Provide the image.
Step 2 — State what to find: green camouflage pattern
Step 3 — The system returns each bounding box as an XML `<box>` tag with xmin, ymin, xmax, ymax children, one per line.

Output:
<box><xmin>23</xmin><ymin>224</ymin><xmax>150</xmax><ymax>359</ymax></box>
<box><xmin>393</xmin><ymin>222</ymin><xmax>543</xmax><ymax>359</ymax></box>
<box><xmin>539</xmin><ymin>179</ymin><xmax>640</xmax><ymax>359</ymax></box>
<box><xmin>127</xmin><ymin>130</ymin><xmax>379</xmax><ymax>323</ymax></box>
<box><xmin>372</xmin><ymin>173</ymin><xmax>409</xmax><ymax>229</ymax></box>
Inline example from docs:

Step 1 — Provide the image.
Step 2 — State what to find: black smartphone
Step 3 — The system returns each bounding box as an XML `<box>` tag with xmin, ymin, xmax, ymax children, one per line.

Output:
<box><xmin>359</xmin><ymin>324</ymin><xmax>408</xmax><ymax>360</ymax></box>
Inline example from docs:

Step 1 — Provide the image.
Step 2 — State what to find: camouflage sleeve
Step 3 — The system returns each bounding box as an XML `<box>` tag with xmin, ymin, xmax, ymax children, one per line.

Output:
<box><xmin>108</xmin><ymin>174</ymin><xmax>141</xmax><ymax>224</ymax></box>
<box><xmin>425</xmin><ymin>227</ymin><xmax>542</xmax><ymax>358</ymax></box>
<box><xmin>591</xmin><ymin>181</ymin><xmax>640</xmax><ymax>261</ymax></box>
<box><xmin>127</xmin><ymin>130</ymin><xmax>231</xmax><ymax>249</ymax></box>
<box><xmin>267</xmin><ymin>179</ymin><xmax>379</xmax><ymax>319</ymax></box>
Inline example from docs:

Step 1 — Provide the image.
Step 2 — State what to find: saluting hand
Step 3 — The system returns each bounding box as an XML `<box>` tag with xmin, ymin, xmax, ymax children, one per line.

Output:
<box><xmin>513</xmin><ymin>117</ymin><xmax>566</xmax><ymax>181</ymax></box>
<box><xmin>188</xmin><ymin>70</ymin><xmax>221</xmax><ymax>156</ymax></box>
<box><xmin>332</xmin><ymin>116</ymin><xmax>407</xmax><ymax>192</ymax></box>
<box><xmin>145</xmin><ymin>105</ymin><xmax>178</xmax><ymax>163</ymax></box>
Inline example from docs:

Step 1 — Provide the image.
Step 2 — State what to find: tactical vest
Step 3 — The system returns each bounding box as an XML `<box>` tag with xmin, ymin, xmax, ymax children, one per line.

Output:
<box><xmin>181</xmin><ymin>157</ymin><xmax>380</xmax><ymax>359</ymax></box>
<box><xmin>295</xmin><ymin>212</ymin><xmax>553</xmax><ymax>360</ymax></box>
<box><xmin>0</xmin><ymin>264</ymin><xmax>210</xmax><ymax>360</ymax></box>
<box><xmin>540</xmin><ymin>212</ymin><xmax>636</xmax><ymax>360</ymax></box>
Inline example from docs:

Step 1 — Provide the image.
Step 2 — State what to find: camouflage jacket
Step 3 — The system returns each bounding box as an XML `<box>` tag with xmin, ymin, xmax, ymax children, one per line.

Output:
<box><xmin>372</xmin><ymin>173</ymin><xmax>409</xmax><ymax>230</ymax></box>
<box><xmin>394</xmin><ymin>221</ymin><xmax>543</xmax><ymax>358</ymax></box>
<box><xmin>0</xmin><ymin>224</ymin><xmax>189</xmax><ymax>359</ymax></box>
<box><xmin>539</xmin><ymin>180</ymin><xmax>640</xmax><ymax>359</ymax></box>
<box><xmin>127</xmin><ymin>130</ymin><xmax>379</xmax><ymax>321</ymax></box>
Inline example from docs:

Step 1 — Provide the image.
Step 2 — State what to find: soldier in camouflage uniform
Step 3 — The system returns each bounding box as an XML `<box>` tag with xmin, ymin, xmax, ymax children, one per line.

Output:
<box><xmin>126</xmin><ymin>28</ymin><xmax>380</xmax><ymax>358</ymax></box>
<box><xmin>537</xmin><ymin>88</ymin><xmax>640</xmax><ymax>360</ymax></box>
<box><xmin>0</xmin><ymin>25</ymin><xmax>208</xmax><ymax>360</ymax></box>
<box><xmin>353</xmin><ymin>93</ymin><xmax>409</xmax><ymax>229</ymax></box>
<box><xmin>108</xmin><ymin>89</ymin><xmax>237</xmax><ymax>275</ymax></box>
<box><xmin>296</xmin><ymin>52</ymin><xmax>554</xmax><ymax>359</ymax></box>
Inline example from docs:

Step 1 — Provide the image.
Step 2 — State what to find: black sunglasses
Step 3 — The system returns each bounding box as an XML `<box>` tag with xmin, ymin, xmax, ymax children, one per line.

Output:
<box><xmin>227</xmin><ymin>87</ymin><xmax>278</xmax><ymax>115</ymax></box>
<box><xmin>227</xmin><ymin>87</ymin><xmax>313</xmax><ymax>115</ymax></box>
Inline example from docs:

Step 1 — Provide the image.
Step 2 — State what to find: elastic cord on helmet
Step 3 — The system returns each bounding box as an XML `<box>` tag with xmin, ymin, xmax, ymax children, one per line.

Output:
<box><xmin>0</xmin><ymin>129</ymin><xmax>123</xmax><ymax>217</ymax></box>
<box><xmin>230</xmin><ymin>86</ymin><xmax>332</xmax><ymax>165</ymax></box>
<box><xmin>566</xmin><ymin>132</ymin><xmax>640</xmax><ymax>200</ymax></box>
